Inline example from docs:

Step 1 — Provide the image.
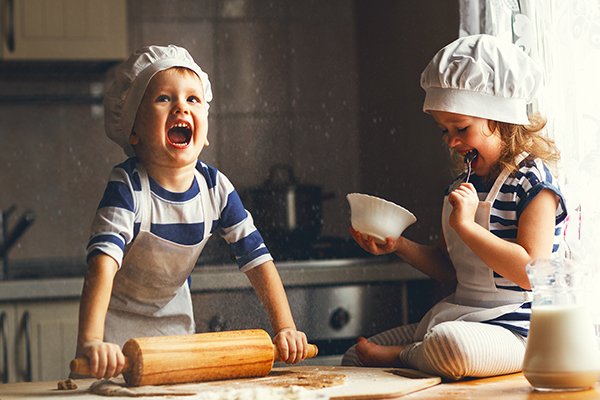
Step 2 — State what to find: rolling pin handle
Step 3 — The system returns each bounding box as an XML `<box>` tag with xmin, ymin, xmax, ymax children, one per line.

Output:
<box><xmin>70</xmin><ymin>357</ymin><xmax>131</xmax><ymax>377</ymax></box>
<box><xmin>273</xmin><ymin>343</ymin><xmax>319</xmax><ymax>362</ymax></box>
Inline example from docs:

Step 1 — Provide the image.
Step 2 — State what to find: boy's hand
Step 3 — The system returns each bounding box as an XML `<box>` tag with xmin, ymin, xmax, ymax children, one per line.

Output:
<box><xmin>273</xmin><ymin>328</ymin><xmax>308</xmax><ymax>364</ymax></box>
<box><xmin>349</xmin><ymin>227</ymin><xmax>399</xmax><ymax>255</ymax></box>
<box><xmin>81</xmin><ymin>339</ymin><xmax>126</xmax><ymax>379</ymax></box>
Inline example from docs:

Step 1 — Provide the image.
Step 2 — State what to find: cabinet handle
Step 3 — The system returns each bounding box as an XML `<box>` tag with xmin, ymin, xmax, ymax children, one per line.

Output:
<box><xmin>20</xmin><ymin>311</ymin><xmax>31</xmax><ymax>382</ymax></box>
<box><xmin>0</xmin><ymin>312</ymin><xmax>8</xmax><ymax>383</ymax></box>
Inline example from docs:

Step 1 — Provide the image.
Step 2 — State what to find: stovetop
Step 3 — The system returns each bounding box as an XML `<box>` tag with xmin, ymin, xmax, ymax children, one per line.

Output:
<box><xmin>199</xmin><ymin>235</ymin><xmax>372</xmax><ymax>266</ymax></box>
<box><xmin>268</xmin><ymin>236</ymin><xmax>371</xmax><ymax>261</ymax></box>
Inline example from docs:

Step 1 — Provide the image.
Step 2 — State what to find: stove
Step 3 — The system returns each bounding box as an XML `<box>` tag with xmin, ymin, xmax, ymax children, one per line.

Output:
<box><xmin>193</xmin><ymin>235</ymin><xmax>434</xmax><ymax>361</ymax></box>
<box><xmin>199</xmin><ymin>235</ymin><xmax>371</xmax><ymax>266</ymax></box>
<box><xmin>265</xmin><ymin>236</ymin><xmax>371</xmax><ymax>261</ymax></box>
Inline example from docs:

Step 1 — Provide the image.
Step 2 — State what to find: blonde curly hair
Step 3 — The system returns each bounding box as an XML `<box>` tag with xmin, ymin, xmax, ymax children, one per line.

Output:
<box><xmin>450</xmin><ymin>113</ymin><xmax>560</xmax><ymax>180</ymax></box>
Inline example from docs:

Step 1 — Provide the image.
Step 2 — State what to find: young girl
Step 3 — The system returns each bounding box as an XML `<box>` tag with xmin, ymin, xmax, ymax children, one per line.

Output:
<box><xmin>342</xmin><ymin>34</ymin><xmax>567</xmax><ymax>380</ymax></box>
<box><xmin>76</xmin><ymin>45</ymin><xmax>309</xmax><ymax>379</ymax></box>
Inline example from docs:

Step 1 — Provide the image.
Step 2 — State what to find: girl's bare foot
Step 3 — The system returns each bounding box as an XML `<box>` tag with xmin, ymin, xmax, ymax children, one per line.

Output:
<box><xmin>355</xmin><ymin>337</ymin><xmax>404</xmax><ymax>367</ymax></box>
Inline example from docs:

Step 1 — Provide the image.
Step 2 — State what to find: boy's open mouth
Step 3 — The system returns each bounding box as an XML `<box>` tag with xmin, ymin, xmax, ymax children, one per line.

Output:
<box><xmin>167</xmin><ymin>122</ymin><xmax>192</xmax><ymax>148</ymax></box>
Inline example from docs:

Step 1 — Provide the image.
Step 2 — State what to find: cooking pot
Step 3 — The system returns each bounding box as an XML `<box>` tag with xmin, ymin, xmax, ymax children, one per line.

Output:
<box><xmin>242</xmin><ymin>164</ymin><xmax>334</xmax><ymax>247</ymax></box>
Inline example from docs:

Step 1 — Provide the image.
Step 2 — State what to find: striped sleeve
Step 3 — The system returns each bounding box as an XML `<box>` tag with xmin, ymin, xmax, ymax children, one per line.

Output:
<box><xmin>86</xmin><ymin>159</ymin><xmax>139</xmax><ymax>267</ymax></box>
<box><xmin>201</xmin><ymin>163</ymin><xmax>272</xmax><ymax>271</ymax></box>
<box><xmin>490</xmin><ymin>158</ymin><xmax>567</xmax><ymax>290</ymax></box>
<box><xmin>492</xmin><ymin>158</ymin><xmax>567</xmax><ymax>250</ymax></box>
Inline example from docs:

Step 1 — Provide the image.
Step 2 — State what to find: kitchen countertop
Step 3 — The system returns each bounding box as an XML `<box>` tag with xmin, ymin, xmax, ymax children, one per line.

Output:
<box><xmin>1</xmin><ymin>371</ymin><xmax>598</xmax><ymax>399</ymax></box>
<box><xmin>0</xmin><ymin>257</ymin><xmax>427</xmax><ymax>302</ymax></box>
<box><xmin>403</xmin><ymin>373</ymin><xmax>600</xmax><ymax>399</ymax></box>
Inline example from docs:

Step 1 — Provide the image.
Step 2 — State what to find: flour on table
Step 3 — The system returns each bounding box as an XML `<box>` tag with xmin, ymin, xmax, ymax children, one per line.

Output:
<box><xmin>88</xmin><ymin>367</ymin><xmax>344</xmax><ymax>398</ymax></box>
<box><xmin>89</xmin><ymin>379</ymin><xmax>195</xmax><ymax>397</ymax></box>
<box><xmin>89</xmin><ymin>379</ymin><xmax>329</xmax><ymax>399</ymax></box>
<box><xmin>187</xmin><ymin>386</ymin><xmax>328</xmax><ymax>400</ymax></box>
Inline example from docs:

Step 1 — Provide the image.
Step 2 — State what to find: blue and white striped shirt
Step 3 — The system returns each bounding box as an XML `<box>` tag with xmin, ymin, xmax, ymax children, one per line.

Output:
<box><xmin>445</xmin><ymin>156</ymin><xmax>567</xmax><ymax>335</ymax></box>
<box><xmin>87</xmin><ymin>157</ymin><xmax>272</xmax><ymax>272</ymax></box>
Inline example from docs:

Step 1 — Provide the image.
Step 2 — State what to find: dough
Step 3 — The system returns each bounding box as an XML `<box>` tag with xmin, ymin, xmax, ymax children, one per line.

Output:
<box><xmin>57</xmin><ymin>378</ymin><xmax>78</xmax><ymax>390</ymax></box>
<box><xmin>257</xmin><ymin>370</ymin><xmax>345</xmax><ymax>389</ymax></box>
<box><xmin>88</xmin><ymin>379</ymin><xmax>329</xmax><ymax>399</ymax></box>
<box><xmin>87</xmin><ymin>368</ymin><xmax>344</xmax><ymax>398</ymax></box>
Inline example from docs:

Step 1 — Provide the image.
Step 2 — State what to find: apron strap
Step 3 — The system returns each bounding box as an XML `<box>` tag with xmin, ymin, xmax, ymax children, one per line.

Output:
<box><xmin>197</xmin><ymin>164</ymin><xmax>212</xmax><ymax>240</ymax></box>
<box><xmin>137</xmin><ymin>165</ymin><xmax>152</xmax><ymax>232</ymax></box>
<box><xmin>484</xmin><ymin>152</ymin><xmax>528</xmax><ymax>203</ymax></box>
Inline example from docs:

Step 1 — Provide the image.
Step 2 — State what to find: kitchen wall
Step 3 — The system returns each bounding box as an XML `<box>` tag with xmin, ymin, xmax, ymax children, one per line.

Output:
<box><xmin>0</xmin><ymin>0</ymin><xmax>459</xmax><ymax>267</ymax></box>
<box><xmin>355</xmin><ymin>1</ymin><xmax>460</xmax><ymax>244</ymax></box>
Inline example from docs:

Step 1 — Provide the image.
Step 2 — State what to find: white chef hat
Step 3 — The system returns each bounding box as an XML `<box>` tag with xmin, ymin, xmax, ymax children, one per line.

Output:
<box><xmin>420</xmin><ymin>34</ymin><xmax>541</xmax><ymax>125</ymax></box>
<box><xmin>104</xmin><ymin>44</ymin><xmax>213</xmax><ymax>156</ymax></box>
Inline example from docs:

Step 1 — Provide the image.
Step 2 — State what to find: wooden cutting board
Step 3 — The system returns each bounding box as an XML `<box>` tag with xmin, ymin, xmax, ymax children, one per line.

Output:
<box><xmin>0</xmin><ymin>366</ymin><xmax>441</xmax><ymax>399</ymax></box>
<box><xmin>298</xmin><ymin>366</ymin><xmax>442</xmax><ymax>399</ymax></box>
<box><xmin>96</xmin><ymin>365</ymin><xmax>440</xmax><ymax>399</ymax></box>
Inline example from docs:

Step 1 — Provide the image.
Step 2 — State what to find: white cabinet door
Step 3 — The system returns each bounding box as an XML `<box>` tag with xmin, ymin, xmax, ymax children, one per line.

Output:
<box><xmin>1</xmin><ymin>0</ymin><xmax>127</xmax><ymax>60</ymax></box>
<box><xmin>0</xmin><ymin>305</ymin><xmax>17</xmax><ymax>383</ymax></box>
<box><xmin>15</xmin><ymin>301</ymin><xmax>79</xmax><ymax>382</ymax></box>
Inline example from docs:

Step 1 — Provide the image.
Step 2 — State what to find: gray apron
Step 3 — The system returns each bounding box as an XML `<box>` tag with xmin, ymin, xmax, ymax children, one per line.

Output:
<box><xmin>104</xmin><ymin>166</ymin><xmax>212</xmax><ymax>347</ymax></box>
<box><xmin>414</xmin><ymin>153</ymin><xmax>532</xmax><ymax>341</ymax></box>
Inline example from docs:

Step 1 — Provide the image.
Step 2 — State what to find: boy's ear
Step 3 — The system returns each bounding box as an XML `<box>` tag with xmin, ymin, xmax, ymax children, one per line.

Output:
<box><xmin>204</xmin><ymin>137</ymin><xmax>210</xmax><ymax>146</ymax></box>
<box><xmin>129</xmin><ymin>131</ymin><xmax>139</xmax><ymax>145</ymax></box>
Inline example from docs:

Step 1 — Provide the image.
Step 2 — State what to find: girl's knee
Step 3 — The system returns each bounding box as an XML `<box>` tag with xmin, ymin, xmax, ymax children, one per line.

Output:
<box><xmin>420</xmin><ymin>322</ymin><xmax>478</xmax><ymax>379</ymax></box>
<box><xmin>421</xmin><ymin>322</ymin><xmax>525</xmax><ymax>380</ymax></box>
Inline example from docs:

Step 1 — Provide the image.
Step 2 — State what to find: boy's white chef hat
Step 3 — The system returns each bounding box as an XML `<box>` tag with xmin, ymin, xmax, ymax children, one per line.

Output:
<box><xmin>420</xmin><ymin>34</ymin><xmax>541</xmax><ymax>125</ymax></box>
<box><xmin>104</xmin><ymin>44</ymin><xmax>213</xmax><ymax>156</ymax></box>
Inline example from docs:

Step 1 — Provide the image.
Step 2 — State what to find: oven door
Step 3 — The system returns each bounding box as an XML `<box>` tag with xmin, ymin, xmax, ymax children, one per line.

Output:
<box><xmin>192</xmin><ymin>281</ymin><xmax>433</xmax><ymax>363</ymax></box>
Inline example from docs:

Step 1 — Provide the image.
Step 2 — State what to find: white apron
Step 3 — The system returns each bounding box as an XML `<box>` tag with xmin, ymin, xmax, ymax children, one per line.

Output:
<box><xmin>104</xmin><ymin>166</ymin><xmax>212</xmax><ymax>347</ymax></box>
<box><xmin>414</xmin><ymin>153</ymin><xmax>532</xmax><ymax>341</ymax></box>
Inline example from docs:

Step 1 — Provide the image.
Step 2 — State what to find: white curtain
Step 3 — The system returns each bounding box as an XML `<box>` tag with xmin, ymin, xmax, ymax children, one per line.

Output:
<box><xmin>459</xmin><ymin>0</ymin><xmax>600</xmax><ymax>326</ymax></box>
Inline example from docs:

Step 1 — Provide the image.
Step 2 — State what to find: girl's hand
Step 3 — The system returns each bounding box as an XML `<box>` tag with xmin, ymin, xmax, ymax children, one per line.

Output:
<box><xmin>273</xmin><ymin>328</ymin><xmax>308</xmax><ymax>364</ymax></box>
<box><xmin>81</xmin><ymin>339</ymin><xmax>126</xmax><ymax>379</ymax></box>
<box><xmin>448</xmin><ymin>182</ymin><xmax>478</xmax><ymax>231</ymax></box>
<box><xmin>350</xmin><ymin>227</ymin><xmax>399</xmax><ymax>255</ymax></box>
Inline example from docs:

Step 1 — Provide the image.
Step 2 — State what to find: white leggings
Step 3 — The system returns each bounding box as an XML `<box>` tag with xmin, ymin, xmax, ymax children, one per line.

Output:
<box><xmin>341</xmin><ymin>321</ymin><xmax>527</xmax><ymax>380</ymax></box>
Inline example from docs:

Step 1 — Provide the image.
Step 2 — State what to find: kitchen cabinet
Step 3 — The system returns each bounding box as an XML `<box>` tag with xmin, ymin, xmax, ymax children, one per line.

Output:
<box><xmin>0</xmin><ymin>0</ymin><xmax>127</xmax><ymax>60</ymax></box>
<box><xmin>0</xmin><ymin>300</ymin><xmax>78</xmax><ymax>383</ymax></box>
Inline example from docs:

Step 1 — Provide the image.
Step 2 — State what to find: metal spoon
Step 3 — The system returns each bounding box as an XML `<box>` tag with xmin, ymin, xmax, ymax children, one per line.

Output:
<box><xmin>464</xmin><ymin>150</ymin><xmax>478</xmax><ymax>183</ymax></box>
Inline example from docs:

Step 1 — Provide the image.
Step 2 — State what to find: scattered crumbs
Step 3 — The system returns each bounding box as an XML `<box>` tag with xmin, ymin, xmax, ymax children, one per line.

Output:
<box><xmin>57</xmin><ymin>378</ymin><xmax>78</xmax><ymax>390</ymax></box>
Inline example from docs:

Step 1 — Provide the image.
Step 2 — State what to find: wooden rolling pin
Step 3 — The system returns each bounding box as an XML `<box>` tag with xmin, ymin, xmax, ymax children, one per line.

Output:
<box><xmin>70</xmin><ymin>329</ymin><xmax>318</xmax><ymax>386</ymax></box>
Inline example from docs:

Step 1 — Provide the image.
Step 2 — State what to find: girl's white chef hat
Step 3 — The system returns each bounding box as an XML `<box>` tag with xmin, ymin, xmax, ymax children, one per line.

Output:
<box><xmin>104</xmin><ymin>44</ymin><xmax>213</xmax><ymax>156</ymax></box>
<box><xmin>420</xmin><ymin>34</ymin><xmax>541</xmax><ymax>125</ymax></box>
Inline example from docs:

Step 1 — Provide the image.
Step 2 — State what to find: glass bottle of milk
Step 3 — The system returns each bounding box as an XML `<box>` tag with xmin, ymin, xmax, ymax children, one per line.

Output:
<box><xmin>523</xmin><ymin>257</ymin><xmax>600</xmax><ymax>391</ymax></box>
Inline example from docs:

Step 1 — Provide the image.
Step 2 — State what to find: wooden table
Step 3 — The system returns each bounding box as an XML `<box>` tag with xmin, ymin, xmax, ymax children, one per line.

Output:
<box><xmin>0</xmin><ymin>371</ymin><xmax>599</xmax><ymax>399</ymax></box>
<box><xmin>0</xmin><ymin>366</ymin><xmax>439</xmax><ymax>399</ymax></box>
<box><xmin>404</xmin><ymin>373</ymin><xmax>600</xmax><ymax>399</ymax></box>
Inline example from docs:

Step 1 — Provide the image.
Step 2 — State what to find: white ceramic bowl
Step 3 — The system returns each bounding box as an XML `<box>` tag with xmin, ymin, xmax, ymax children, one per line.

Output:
<box><xmin>346</xmin><ymin>193</ymin><xmax>417</xmax><ymax>243</ymax></box>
